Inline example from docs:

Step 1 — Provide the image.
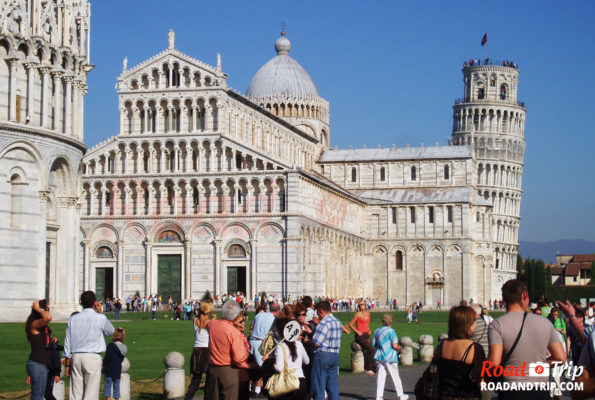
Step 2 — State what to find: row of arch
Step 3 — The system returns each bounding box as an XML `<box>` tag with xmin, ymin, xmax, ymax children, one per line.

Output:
<box><xmin>453</xmin><ymin>107</ymin><xmax>525</xmax><ymax>136</ymax></box>
<box><xmin>81</xmin><ymin>176</ymin><xmax>287</xmax><ymax>217</ymax></box>
<box><xmin>493</xmin><ymin>219</ymin><xmax>519</xmax><ymax>245</ymax></box>
<box><xmin>258</xmin><ymin>100</ymin><xmax>329</xmax><ymax>124</ymax></box>
<box><xmin>0</xmin><ymin>37</ymin><xmax>86</xmax><ymax>138</ymax></box>
<box><xmin>126</xmin><ymin>61</ymin><xmax>220</xmax><ymax>91</ymax></box>
<box><xmin>477</xmin><ymin>163</ymin><xmax>522</xmax><ymax>189</ymax></box>
<box><xmin>83</xmin><ymin>219</ymin><xmax>285</xmax><ymax>244</ymax></box>
<box><xmin>481</xmin><ymin>189</ymin><xmax>522</xmax><ymax>218</ymax></box>
<box><xmin>121</xmin><ymin>97</ymin><xmax>218</xmax><ymax>135</ymax></box>
<box><xmin>83</xmin><ymin>139</ymin><xmax>283</xmax><ymax>176</ymax></box>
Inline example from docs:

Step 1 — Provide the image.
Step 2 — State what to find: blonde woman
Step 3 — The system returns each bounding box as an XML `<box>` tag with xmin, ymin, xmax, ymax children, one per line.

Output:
<box><xmin>349</xmin><ymin>302</ymin><xmax>376</xmax><ymax>375</ymax></box>
<box><xmin>184</xmin><ymin>302</ymin><xmax>216</xmax><ymax>400</ymax></box>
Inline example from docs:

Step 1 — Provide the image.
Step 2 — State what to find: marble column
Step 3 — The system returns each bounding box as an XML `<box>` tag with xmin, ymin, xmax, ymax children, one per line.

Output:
<box><xmin>40</xmin><ymin>67</ymin><xmax>51</xmax><ymax>127</ymax></box>
<box><xmin>52</xmin><ymin>72</ymin><xmax>62</xmax><ymax>131</ymax></box>
<box><xmin>83</xmin><ymin>239</ymin><xmax>91</xmax><ymax>290</ymax></box>
<box><xmin>184</xmin><ymin>239</ymin><xmax>192</xmax><ymax>299</ymax></box>
<box><xmin>117</xmin><ymin>241</ymin><xmax>124</xmax><ymax>299</ymax></box>
<box><xmin>64</xmin><ymin>76</ymin><xmax>72</xmax><ymax>134</ymax></box>
<box><xmin>8</xmin><ymin>59</ymin><xmax>17</xmax><ymax>121</ymax></box>
<box><xmin>144</xmin><ymin>240</ymin><xmax>153</xmax><ymax>296</ymax></box>
<box><xmin>214</xmin><ymin>240</ymin><xmax>222</xmax><ymax>296</ymax></box>
<box><xmin>249</xmin><ymin>239</ymin><xmax>258</xmax><ymax>298</ymax></box>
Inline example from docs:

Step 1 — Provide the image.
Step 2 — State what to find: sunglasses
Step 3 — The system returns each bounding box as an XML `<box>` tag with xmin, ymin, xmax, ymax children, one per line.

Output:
<box><xmin>295</xmin><ymin>313</ymin><xmax>307</xmax><ymax>317</ymax></box>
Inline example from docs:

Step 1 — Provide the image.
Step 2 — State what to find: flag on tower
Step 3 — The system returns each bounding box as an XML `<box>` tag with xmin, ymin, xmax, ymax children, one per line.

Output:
<box><xmin>481</xmin><ymin>33</ymin><xmax>488</xmax><ymax>46</ymax></box>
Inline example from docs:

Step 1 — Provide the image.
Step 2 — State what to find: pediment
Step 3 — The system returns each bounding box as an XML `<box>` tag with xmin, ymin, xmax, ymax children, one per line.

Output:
<box><xmin>117</xmin><ymin>48</ymin><xmax>226</xmax><ymax>88</ymax></box>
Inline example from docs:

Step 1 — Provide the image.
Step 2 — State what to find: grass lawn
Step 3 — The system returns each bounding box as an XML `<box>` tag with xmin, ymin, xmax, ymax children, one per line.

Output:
<box><xmin>0</xmin><ymin>309</ymin><xmax>504</xmax><ymax>398</ymax></box>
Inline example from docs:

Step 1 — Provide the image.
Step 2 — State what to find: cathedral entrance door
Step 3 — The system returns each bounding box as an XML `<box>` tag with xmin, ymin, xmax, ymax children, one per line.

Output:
<box><xmin>158</xmin><ymin>255</ymin><xmax>181</xmax><ymax>303</ymax></box>
<box><xmin>95</xmin><ymin>268</ymin><xmax>113</xmax><ymax>302</ymax></box>
<box><xmin>227</xmin><ymin>266</ymin><xmax>246</xmax><ymax>294</ymax></box>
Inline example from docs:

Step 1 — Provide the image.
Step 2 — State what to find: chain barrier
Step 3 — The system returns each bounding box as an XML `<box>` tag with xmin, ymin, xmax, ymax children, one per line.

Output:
<box><xmin>0</xmin><ymin>392</ymin><xmax>32</xmax><ymax>400</ymax></box>
<box><xmin>129</xmin><ymin>372</ymin><xmax>165</xmax><ymax>384</ymax></box>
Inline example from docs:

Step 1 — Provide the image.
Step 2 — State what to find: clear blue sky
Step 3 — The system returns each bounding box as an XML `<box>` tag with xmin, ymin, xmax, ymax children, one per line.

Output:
<box><xmin>84</xmin><ymin>1</ymin><xmax>595</xmax><ymax>243</ymax></box>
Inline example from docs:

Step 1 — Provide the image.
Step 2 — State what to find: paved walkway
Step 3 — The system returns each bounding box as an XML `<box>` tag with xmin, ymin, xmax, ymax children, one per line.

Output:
<box><xmin>337</xmin><ymin>364</ymin><xmax>425</xmax><ymax>399</ymax></box>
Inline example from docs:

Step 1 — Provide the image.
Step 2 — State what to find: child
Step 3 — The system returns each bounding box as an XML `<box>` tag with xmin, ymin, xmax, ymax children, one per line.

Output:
<box><xmin>372</xmin><ymin>314</ymin><xmax>408</xmax><ymax>400</ymax></box>
<box><xmin>102</xmin><ymin>327</ymin><xmax>128</xmax><ymax>400</ymax></box>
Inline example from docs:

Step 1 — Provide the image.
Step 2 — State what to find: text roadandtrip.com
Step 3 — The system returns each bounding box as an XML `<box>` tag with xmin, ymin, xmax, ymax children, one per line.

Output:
<box><xmin>480</xmin><ymin>361</ymin><xmax>584</xmax><ymax>391</ymax></box>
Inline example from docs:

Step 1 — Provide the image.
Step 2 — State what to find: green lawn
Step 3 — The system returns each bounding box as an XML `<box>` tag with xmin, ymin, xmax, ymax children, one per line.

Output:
<box><xmin>0</xmin><ymin>309</ymin><xmax>504</xmax><ymax>397</ymax></box>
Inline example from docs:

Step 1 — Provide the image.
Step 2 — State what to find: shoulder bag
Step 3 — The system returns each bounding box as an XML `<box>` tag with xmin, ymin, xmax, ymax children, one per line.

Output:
<box><xmin>258</xmin><ymin>328</ymin><xmax>277</xmax><ymax>356</ymax></box>
<box><xmin>491</xmin><ymin>311</ymin><xmax>527</xmax><ymax>384</ymax></box>
<box><xmin>414</xmin><ymin>340</ymin><xmax>443</xmax><ymax>400</ymax></box>
<box><xmin>265</xmin><ymin>344</ymin><xmax>300</xmax><ymax>398</ymax></box>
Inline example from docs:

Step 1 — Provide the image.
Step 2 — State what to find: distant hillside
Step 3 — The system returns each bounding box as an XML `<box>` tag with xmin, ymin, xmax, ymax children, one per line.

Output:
<box><xmin>519</xmin><ymin>240</ymin><xmax>595</xmax><ymax>263</ymax></box>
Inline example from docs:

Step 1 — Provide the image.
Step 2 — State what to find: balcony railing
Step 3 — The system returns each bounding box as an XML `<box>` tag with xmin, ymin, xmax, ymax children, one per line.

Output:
<box><xmin>454</xmin><ymin>97</ymin><xmax>525</xmax><ymax>108</ymax></box>
<box><xmin>425</xmin><ymin>276</ymin><xmax>445</xmax><ymax>285</ymax></box>
<box><xmin>463</xmin><ymin>59</ymin><xmax>518</xmax><ymax>69</ymax></box>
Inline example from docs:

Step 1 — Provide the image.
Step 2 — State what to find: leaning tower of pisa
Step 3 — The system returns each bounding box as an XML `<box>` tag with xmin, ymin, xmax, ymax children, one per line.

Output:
<box><xmin>451</xmin><ymin>59</ymin><xmax>526</xmax><ymax>282</ymax></box>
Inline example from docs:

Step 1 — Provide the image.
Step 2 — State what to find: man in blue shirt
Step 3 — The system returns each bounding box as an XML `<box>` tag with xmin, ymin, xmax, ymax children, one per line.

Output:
<box><xmin>311</xmin><ymin>300</ymin><xmax>342</xmax><ymax>400</ymax></box>
<box><xmin>64</xmin><ymin>291</ymin><xmax>115</xmax><ymax>400</ymax></box>
<box><xmin>372</xmin><ymin>313</ymin><xmax>408</xmax><ymax>400</ymax></box>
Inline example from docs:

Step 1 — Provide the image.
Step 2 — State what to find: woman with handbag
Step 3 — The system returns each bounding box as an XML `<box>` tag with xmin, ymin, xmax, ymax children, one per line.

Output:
<box><xmin>268</xmin><ymin>318</ymin><xmax>310</xmax><ymax>399</ymax></box>
<box><xmin>437</xmin><ymin>306</ymin><xmax>486</xmax><ymax>399</ymax></box>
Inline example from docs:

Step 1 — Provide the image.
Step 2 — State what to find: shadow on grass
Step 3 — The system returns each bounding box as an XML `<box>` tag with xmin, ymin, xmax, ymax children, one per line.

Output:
<box><xmin>136</xmin><ymin>393</ymin><xmax>162</xmax><ymax>400</ymax></box>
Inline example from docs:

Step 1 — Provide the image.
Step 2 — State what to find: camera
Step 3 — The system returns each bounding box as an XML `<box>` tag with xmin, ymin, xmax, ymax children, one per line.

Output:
<box><xmin>39</xmin><ymin>299</ymin><xmax>49</xmax><ymax>311</ymax></box>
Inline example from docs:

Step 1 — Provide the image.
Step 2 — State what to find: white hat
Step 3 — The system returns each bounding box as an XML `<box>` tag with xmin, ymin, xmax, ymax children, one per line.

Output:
<box><xmin>588</xmin><ymin>308</ymin><xmax>594</xmax><ymax>317</ymax></box>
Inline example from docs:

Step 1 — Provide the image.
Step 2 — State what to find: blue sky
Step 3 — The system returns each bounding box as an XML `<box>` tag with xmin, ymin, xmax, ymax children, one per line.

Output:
<box><xmin>84</xmin><ymin>1</ymin><xmax>595</xmax><ymax>243</ymax></box>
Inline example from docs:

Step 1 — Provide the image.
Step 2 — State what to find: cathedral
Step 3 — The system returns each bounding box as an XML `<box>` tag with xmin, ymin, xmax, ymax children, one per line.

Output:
<box><xmin>0</xmin><ymin>1</ymin><xmax>526</xmax><ymax>321</ymax></box>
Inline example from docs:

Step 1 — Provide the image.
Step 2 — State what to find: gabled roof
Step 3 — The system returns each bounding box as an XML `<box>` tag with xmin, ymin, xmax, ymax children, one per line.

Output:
<box><xmin>118</xmin><ymin>47</ymin><xmax>223</xmax><ymax>81</ymax></box>
<box><xmin>319</xmin><ymin>145</ymin><xmax>472</xmax><ymax>163</ymax></box>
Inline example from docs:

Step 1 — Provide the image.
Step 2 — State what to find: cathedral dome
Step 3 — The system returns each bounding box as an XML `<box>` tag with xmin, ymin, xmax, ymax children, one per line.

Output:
<box><xmin>246</xmin><ymin>33</ymin><xmax>320</xmax><ymax>98</ymax></box>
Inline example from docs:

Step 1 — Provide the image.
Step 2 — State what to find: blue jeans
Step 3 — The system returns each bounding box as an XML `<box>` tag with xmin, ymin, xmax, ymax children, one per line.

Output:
<box><xmin>104</xmin><ymin>376</ymin><xmax>121</xmax><ymax>398</ymax></box>
<box><xmin>311</xmin><ymin>351</ymin><xmax>339</xmax><ymax>400</ymax></box>
<box><xmin>26</xmin><ymin>359</ymin><xmax>49</xmax><ymax>400</ymax></box>
<box><xmin>115</xmin><ymin>309</ymin><xmax>121</xmax><ymax>320</ymax></box>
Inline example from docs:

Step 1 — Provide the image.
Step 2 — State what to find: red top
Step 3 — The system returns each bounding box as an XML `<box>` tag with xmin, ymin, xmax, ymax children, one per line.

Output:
<box><xmin>355</xmin><ymin>315</ymin><xmax>370</xmax><ymax>334</ymax></box>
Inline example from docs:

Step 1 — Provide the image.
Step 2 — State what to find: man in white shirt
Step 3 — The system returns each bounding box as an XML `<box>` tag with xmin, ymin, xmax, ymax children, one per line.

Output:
<box><xmin>64</xmin><ymin>291</ymin><xmax>115</xmax><ymax>400</ymax></box>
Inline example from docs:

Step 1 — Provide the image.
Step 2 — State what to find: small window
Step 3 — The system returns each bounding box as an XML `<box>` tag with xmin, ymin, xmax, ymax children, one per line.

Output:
<box><xmin>447</xmin><ymin>205</ymin><xmax>453</xmax><ymax>223</ymax></box>
<box><xmin>105</xmin><ymin>190</ymin><xmax>111</xmax><ymax>206</ymax></box>
<box><xmin>396</xmin><ymin>251</ymin><xmax>403</xmax><ymax>270</ymax></box>
<box><xmin>392</xmin><ymin>207</ymin><xmax>397</xmax><ymax>224</ymax></box>
<box><xmin>476</xmin><ymin>212</ymin><xmax>480</xmax><ymax>222</ymax></box>
<box><xmin>96</xmin><ymin>246</ymin><xmax>113</xmax><ymax>258</ymax></box>
<box><xmin>490</xmin><ymin>75</ymin><xmax>496</xmax><ymax>87</ymax></box>
<box><xmin>428</xmin><ymin>206</ymin><xmax>434</xmax><ymax>223</ymax></box>
<box><xmin>16</xmin><ymin>94</ymin><xmax>21</xmax><ymax>122</ymax></box>
<box><xmin>410</xmin><ymin>207</ymin><xmax>416</xmax><ymax>223</ymax></box>
<box><xmin>477</xmin><ymin>87</ymin><xmax>485</xmax><ymax>100</ymax></box>
<box><xmin>444</xmin><ymin>165</ymin><xmax>450</xmax><ymax>180</ymax></box>
<box><xmin>380</xmin><ymin>167</ymin><xmax>386</xmax><ymax>182</ymax></box>
<box><xmin>499</xmin><ymin>84</ymin><xmax>507</xmax><ymax>100</ymax></box>
<box><xmin>411</xmin><ymin>166</ymin><xmax>417</xmax><ymax>181</ymax></box>
<box><xmin>351</xmin><ymin>167</ymin><xmax>357</xmax><ymax>182</ymax></box>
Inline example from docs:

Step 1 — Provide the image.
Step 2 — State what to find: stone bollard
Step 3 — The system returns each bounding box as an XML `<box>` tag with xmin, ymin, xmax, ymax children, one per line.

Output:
<box><xmin>164</xmin><ymin>352</ymin><xmax>185</xmax><ymax>399</ymax></box>
<box><xmin>52</xmin><ymin>363</ymin><xmax>65</xmax><ymax>399</ymax></box>
<box><xmin>351</xmin><ymin>341</ymin><xmax>364</xmax><ymax>373</ymax></box>
<box><xmin>418</xmin><ymin>335</ymin><xmax>434</xmax><ymax>362</ymax></box>
<box><xmin>439</xmin><ymin>333</ymin><xmax>448</xmax><ymax>342</ymax></box>
<box><xmin>399</xmin><ymin>336</ymin><xmax>413</xmax><ymax>366</ymax></box>
<box><xmin>120</xmin><ymin>357</ymin><xmax>131</xmax><ymax>400</ymax></box>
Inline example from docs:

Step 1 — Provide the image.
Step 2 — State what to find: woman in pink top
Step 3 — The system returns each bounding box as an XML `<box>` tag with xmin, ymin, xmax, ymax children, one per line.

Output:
<box><xmin>349</xmin><ymin>302</ymin><xmax>376</xmax><ymax>375</ymax></box>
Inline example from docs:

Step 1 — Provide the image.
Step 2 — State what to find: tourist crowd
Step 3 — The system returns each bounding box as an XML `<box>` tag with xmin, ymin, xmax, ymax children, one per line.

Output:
<box><xmin>22</xmin><ymin>284</ymin><xmax>595</xmax><ymax>400</ymax></box>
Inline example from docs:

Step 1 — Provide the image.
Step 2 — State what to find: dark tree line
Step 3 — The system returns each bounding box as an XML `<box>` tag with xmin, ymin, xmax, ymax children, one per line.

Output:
<box><xmin>516</xmin><ymin>255</ymin><xmax>551</xmax><ymax>301</ymax></box>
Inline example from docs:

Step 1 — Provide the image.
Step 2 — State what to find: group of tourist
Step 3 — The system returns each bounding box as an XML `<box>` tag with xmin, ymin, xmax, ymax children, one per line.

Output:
<box><xmin>25</xmin><ymin>291</ymin><xmax>125</xmax><ymax>400</ymax></box>
<box><xmin>428</xmin><ymin>280</ymin><xmax>595</xmax><ymax>400</ymax></box>
<box><xmin>23</xmin><ymin>283</ymin><xmax>595</xmax><ymax>400</ymax></box>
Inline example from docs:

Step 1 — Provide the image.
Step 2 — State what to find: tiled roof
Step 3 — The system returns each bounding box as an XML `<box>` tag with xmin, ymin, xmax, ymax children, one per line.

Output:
<box><xmin>571</xmin><ymin>254</ymin><xmax>595</xmax><ymax>262</ymax></box>
<box><xmin>356</xmin><ymin>187</ymin><xmax>491</xmax><ymax>206</ymax></box>
<box><xmin>550</xmin><ymin>266</ymin><xmax>563</xmax><ymax>275</ymax></box>
<box><xmin>319</xmin><ymin>145</ymin><xmax>472</xmax><ymax>163</ymax></box>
